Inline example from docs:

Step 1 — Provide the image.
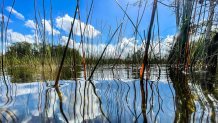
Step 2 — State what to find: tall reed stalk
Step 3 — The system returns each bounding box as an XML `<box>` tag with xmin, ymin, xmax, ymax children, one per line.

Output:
<box><xmin>54</xmin><ymin>1</ymin><xmax>79</xmax><ymax>87</ymax></box>
<box><xmin>139</xmin><ymin>0</ymin><xmax>157</xmax><ymax>81</ymax></box>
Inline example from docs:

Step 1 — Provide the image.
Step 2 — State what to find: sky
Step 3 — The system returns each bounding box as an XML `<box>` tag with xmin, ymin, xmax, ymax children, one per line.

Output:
<box><xmin>0</xmin><ymin>0</ymin><xmax>177</xmax><ymax>57</ymax></box>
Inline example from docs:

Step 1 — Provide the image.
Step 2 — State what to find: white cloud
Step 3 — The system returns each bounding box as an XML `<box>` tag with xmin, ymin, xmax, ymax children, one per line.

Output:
<box><xmin>88</xmin><ymin>37</ymin><xmax>137</xmax><ymax>58</ymax></box>
<box><xmin>164</xmin><ymin>35</ymin><xmax>174</xmax><ymax>47</ymax></box>
<box><xmin>115</xmin><ymin>37</ymin><xmax>136</xmax><ymax>58</ymax></box>
<box><xmin>60</xmin><ymin>36</ymin><xmax>136</xmax><ymax>58</ymax></box>
<box><xmin>25</xmin><ymin>20</ymin><xmax>36</xmax><ymax>29</ymax></box>
<box><xmin>42</xmin><ymin>19</ymin><xmax>60</xmax><ymax>35</ymax></box>
<box><xmin>61</xmin><ymin>36</ymin><xmax>77</xmax><ymax>48</ymax></box>
<box><xmin>148</xmin><ymin>35</ymin><xmax>175</xmax><ymax>58</ymax></box>
<box><xmin>56</xmin><ymin>14</ymin><xmax>101</xmax><ymax>38</ymax></box>
<box><xmin>25</xmin><ymin>19</ymin><xmax>60</xmax><ymax>35</ymax></box>
<box><xmin>160</xmin><ymin>35</ymin><xmax>175</xmax><ymax>56</ymax></box>
<box><xmin>7</xmin><ymin>29</ymin><xmax>35</xmax><ymax>44</ymax></box>
<box><xmin>6</xmin><ymin>6</ymin><xmax>25</xmax><ymax>20</ymax></box>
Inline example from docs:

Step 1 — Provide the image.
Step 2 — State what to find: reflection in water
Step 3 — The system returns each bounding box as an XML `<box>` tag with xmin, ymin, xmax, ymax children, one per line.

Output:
<box><xmin>0</xmin><ymin>65</ymin><xmax>217</xmax><ymax>122</ymax></box>
<box><xmin>55</xmin><ymin>86</ymin><xmax>69</xmax><ymax>123</ymax></box>
<box><xmin>169</xmin><ymin>70</ymin><xmax>195</xmax><ymax>122</ymax></box>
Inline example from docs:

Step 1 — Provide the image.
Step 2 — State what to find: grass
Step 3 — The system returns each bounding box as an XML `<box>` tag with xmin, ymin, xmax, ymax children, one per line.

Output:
<box><xmin>0</xmin><ymin>0</ymin><xmax>216</xmax><ymax>85</ymax></box>
<box><xmin>0</xmin><ymin>0</ymin><xmax>218</xmax><ymax>123</ymax></box>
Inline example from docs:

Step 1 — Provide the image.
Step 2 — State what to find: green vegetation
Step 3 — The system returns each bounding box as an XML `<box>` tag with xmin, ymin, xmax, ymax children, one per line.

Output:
<box><xmin>4</xmin><ymin>42</ymin><xmax>82</xmax><ymax>67</ymax></box>
<box><xmin>3</xmin><ymin>42</ymin><xmax>82</xmax><ymax>81</ymax></box>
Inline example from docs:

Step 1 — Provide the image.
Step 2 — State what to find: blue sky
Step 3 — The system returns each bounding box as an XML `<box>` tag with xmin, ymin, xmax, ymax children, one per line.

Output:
<box><xmin>1</xmin><ymin>0</ymin><xmax>177</xmax><ymax>57</ymax></box>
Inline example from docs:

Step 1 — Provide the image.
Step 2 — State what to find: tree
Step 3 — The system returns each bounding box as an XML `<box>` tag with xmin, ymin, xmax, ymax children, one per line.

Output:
<box><xmin>6</xmin><ymin>42</ymin><xmax>32</xmax><ymax>58</ymax></box>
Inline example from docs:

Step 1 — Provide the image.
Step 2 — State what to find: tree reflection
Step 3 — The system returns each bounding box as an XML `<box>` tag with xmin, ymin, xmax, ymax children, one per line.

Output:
<box><xmin>169</xmin><ymin>70</ymin><xmax>195</xmax><ymax>122</ymax></box>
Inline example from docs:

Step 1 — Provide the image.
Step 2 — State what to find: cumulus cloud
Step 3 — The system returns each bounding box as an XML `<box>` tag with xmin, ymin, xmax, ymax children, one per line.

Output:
<box><xmin>115</xmin><ymin>37</ymin><xmax>136</xmax><ymax>57</ymax></box>
<box><xmin>152</xmin><ymin>35</ymin><xmax>174</xmax><ymax>56</ymax></box>
<box><xmin>61</xmin><ymin>36</ymin><xmax>77</xmax><ymax>48</ymax></box>
<box><xmin>0</xmin><ymin>30</ymin><xmax>38</xmax><ymax>53</ymax></box>
<box><xmin>7</xmin><ymin>29</ymin><xmax>35</xmax><ymax>44</ymax></box>
<box><xmin>164</xmin><ymin>35</ymin><xmax>174</xmax><ymax>47</ymax></box>
<box><xmin>25</xmin><ymin>19</ymin><xmax>60</xmax><ymax>35</ymax></box>
<box><xmin>56</xmin><ymin>14</ymin><xmax>101</xmax><ymax>38</ymax></box>
<box><xmin>6</xmin><ymin>6</ymin><xmax>25</xmax><ymax>20</ymax></box>
<box><xmin>25</xmin><ymin>20</ymin><xmax>36</xmax><ymax>29</ymax></box>
<box><xmin>160</xmin><ymin>35</ymin><xmax>175</xmax><ymax>56</ymax></box>
<box><xmin>87</xmin><ymin>37</ymin><xmax>138</xmax><ymax>58</ymax></box>
<box><xmin>42</xmin><ymin>19</ymin><xmax>60</xmax><ymax>35</ymax></box>
<box><xmin>148</xmin><ymin>35</ymin><xmax>175</xmax><ymax>58</ymax></box>
<box><xmin>60</xmin><ymin>36</ymin><xmax>136</xmax><ymax>58</ymax></box>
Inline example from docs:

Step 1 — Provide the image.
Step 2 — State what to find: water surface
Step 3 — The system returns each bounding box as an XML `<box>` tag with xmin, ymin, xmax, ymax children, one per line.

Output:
<box><xmin>0</xmin><ymin>65</ymin><xmax>217</xmax><ymax>122</ymax></box>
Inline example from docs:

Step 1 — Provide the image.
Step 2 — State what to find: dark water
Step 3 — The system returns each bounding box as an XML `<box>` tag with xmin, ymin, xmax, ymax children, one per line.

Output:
<box><xmin>0</xmin><ymin>65</ymin><xmax>218</xmax><ymax>123</ymax></box>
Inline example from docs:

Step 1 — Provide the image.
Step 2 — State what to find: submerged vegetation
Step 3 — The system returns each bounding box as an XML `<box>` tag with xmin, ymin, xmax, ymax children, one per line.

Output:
<box><xmin>0</xmin><ymin>0</ymin><xmax>218</xmax><ymax>122</ymax></box>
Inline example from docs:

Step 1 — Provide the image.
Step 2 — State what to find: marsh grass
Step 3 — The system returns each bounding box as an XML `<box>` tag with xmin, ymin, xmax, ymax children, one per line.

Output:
<box><xmin>0</xmin><ymin>0</ymin><xmax>216</xmax><ymax>88</ymax></box>
<box><xmin>0</xmin><ymin>0</ymin><xmax>216</xmax><ymax>85</ymax></box>
<box><xmin>0</xmin><ymin>0</ymin><xmax>218</xmax><ymax>122</ymax></box>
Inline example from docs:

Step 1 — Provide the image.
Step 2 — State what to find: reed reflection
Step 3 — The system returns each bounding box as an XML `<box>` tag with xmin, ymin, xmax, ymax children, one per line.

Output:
<box><xmin>55</xmin><ymin>86</ymin><xmax>69</xmax><ymax>123</ymax></box>
<box><xmin>0</xmin><ymin>65</ymin><xmax>217</xmax><ymax>122</ymax></box>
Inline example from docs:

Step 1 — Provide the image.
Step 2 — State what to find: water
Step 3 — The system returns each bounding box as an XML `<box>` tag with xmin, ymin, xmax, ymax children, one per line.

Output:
<box><xmin>0</xmin><ymin>65</ymin><xmax>217</xmax><ymax>123</ymax></box>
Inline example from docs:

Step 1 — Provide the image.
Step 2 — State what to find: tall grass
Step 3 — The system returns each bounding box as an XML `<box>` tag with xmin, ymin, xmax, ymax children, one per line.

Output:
<box><xmin>0</xmin><ymin>0</ymin><xmax>217</xmax><ymax>122</ymax></box>
<box><xmin>168</xmin><ymin>0</ymin><xmax>217</xmax><ymax>73</ymax></box>
<box><xmin>0</xmin><ymin>0</ymin><xmax>217</xmax><ymax>88</ymax></box>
